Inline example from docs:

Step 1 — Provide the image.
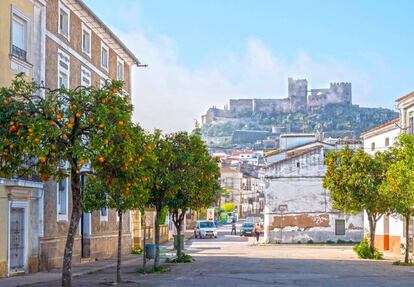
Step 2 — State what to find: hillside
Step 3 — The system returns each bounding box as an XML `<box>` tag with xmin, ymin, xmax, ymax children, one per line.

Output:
<box><xmin>201</xmin><ymin>103</ymin><xmax>398</xmax><ymax>146</ymax></box>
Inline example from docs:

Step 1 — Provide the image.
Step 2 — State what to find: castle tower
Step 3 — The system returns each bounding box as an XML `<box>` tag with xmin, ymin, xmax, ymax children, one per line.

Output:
<box><xmin>288</xmin><ymin>78</ymin><xmax>308</xmax><ymax>112</ymax></box>
<box><xmin>329</xmin><ymin>82</ymin><xmax>352</xmax><ymax>104</ymax></box>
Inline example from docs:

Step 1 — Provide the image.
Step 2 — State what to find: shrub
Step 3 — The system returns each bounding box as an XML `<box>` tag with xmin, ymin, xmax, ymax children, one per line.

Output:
<box><xmin>131</xmin><ymin>247</ymin><xmax>143</xmax><ymax>255</ymax></box>
<box><xmin>326</xmin><ymin>240</ymin><xmax>335</xmax><ymax>244</ymax></box>
<box><xmin>307</xmin><ymin>239</ymin><xmax>314</xmax><ymax>244</ymax></box>
<box><xmin>353</xmin><ymin>238</ymin><xmax>383</xmax><ymax>260</ymax></box>
<box><xmin>166</xmin><ymin>253</ymin><xmax>194</xmax><ymax>263</ymax></box>
<box><xmin>393</xmin><ymin>260</ymin><xmax>414</xmax><ymax>266</ymax></box>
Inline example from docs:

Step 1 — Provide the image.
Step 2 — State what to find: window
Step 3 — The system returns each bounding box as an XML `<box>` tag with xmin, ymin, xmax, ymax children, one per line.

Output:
<box><xmin>385</xmin><ymin>137</ymin><xmax>390</xmax><ymax>147</ymax></box>
<box><xmin>117</xmin><ymin>58</ymin><xmax>124</xmax><ymax>81</ymax></box>
<box><xmin>296</xmin><ymin>162</ymin><xmax>300</xmax><ymax>168</ymax></box>
<box><xmin>100</xmin><ymin>207</ymin><xmax>108</xmax><ymax>222</ymax></box>
<box><xmin>80</xmin><ymin>66</ymin><xmax>91</xmax><ymax>87</ymax></box>
<box><xmin>101</xmin><ymin>42</ymin><xmax>109</xmax><ymax>70</ymax></box>
<box><xmin>57</xmin><ymin>49</ymin><xmax>70</xmax><ymax>88</ymax></box>
<box><xmin>81</xmin><ymin>23</ymin><xmax>91</xmax><ymax>56</ymax></box>
<box><xmin>371</xmin><ymin>142</ymin><xmax>375</xmax><ymax>151</ymax></box>
<box><xmin>11</xmin><ymin>6</ymin><xmax>30</xmax><ymax>63</ymax></box>
<box><xmin>409</xmin><ymin>113</ymin><xmax>414</xmax><ymax>135</ymax></box>
<box><xmin>58</xmin><ymin>2</ymin><xmax>70</xmax><ymax>39</ymax></box>
<box><xmin>57</xmin><ymin>178</ymin><xmax>68</xmax><ymax>221</ymax></box>
<box><xmin>335</xmin><ymin>219</ymin><xmax>345</xmax><ymax>235</ymax></box>
<box><xmin>100</xmin><ymin>78</ymin><xmax>106</xmax><ymax>88</ymax></box>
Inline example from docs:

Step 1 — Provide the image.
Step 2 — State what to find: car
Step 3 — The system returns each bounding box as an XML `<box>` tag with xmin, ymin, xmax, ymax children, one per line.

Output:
<box><xmin>194</xmin><ymin>220</ymin><xmax>218</xmax><ymax>239</ymax></box>
<box><xmin>240</xmin><ymin>222</ymin><xmax>255</xmax><ymax>236</ymax></box>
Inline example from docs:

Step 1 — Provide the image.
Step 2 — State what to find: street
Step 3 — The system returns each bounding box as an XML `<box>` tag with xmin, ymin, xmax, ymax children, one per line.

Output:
<box><xmin>17</xmin><ymin>222</ymin><xmax>414</xmax><ymax>287</ymax></box>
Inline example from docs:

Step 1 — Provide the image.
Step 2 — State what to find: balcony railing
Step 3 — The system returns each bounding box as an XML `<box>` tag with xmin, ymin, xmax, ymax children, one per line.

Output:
<box><xmin>12</xmin><ymin>45</ymin><xmax>27</xmax><ymax>62</ymax></box>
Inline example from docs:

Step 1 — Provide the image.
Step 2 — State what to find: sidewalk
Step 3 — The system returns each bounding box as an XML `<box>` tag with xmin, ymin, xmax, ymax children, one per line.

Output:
<box><xmin>0</xmin><ymin>232</ymin><xmax>194</xmax><ymax>287</ymax></box>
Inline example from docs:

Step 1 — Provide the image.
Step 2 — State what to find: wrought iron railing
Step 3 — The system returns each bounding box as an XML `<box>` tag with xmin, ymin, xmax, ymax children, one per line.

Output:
<box><xmin>12</xmin><ymin>45</ymin><xmax>27</xmax><ymax>62</ymax></box>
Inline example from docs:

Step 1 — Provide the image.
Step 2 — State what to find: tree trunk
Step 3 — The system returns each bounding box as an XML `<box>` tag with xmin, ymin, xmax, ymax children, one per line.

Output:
<box><xmin>368</xmin><ymin>214</ymin><xmax>377</xmax><ymax>254</ymax></box>
<box><xmin>154</xmin><ymin>206</ymin><xmax>161</xmax><ymax>269</ymax></box>
<box><xmin>172</xmin><ymin>210</ymin><xmax>184</xmax><ymax>258</ymax></box>
<box><xmin>405</xmin><ymin>214</ymin><xmax>410</xmax><ymax>263</ymax></box>
<box><xmin>116</xmin><ymin>210</ymin><xmax>123</xmax><ymax>283</ymax></box>
<box><xmin>61</xmin><ymin>169</ymin><xmax>82</xmax><ymax>287</ymax></box>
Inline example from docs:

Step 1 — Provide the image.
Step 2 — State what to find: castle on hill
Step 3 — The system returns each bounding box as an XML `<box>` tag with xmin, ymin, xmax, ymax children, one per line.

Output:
<box><xmin>201</xmin><ymin>78</ymin><xmax>352</xmax><ymax>125</ymax></box>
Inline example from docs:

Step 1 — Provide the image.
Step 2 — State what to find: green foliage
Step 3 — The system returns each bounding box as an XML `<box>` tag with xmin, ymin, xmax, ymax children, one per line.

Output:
<box><xmin>222</xmin><ymin>202</ymin><xmax>236</xmax><ymax>213</ymax></box>
<box><xmin>0</xmin><ymin>74</ymin><xmax>132</xmax><ymax>182</ymax></box>
<box><xmin>83</xmin><ymin>124</ymin><xmax>155</xmax><ymax>213</ymax></box>
<box><xmin>201</xmin><ymin>103</ymin><xmax>398</xmax><ymax>141</ymax></box>
<box><xmin>136</xmin><ymin>266</ymin><xmax>171</xmax><ymax>274</ymax></box>
<box><xmin>165</xmin><ymin>253</ymin><xmax>193</xmax><ymax>263</ymax></box>
<box><xmin>160</xmin><ymin>207</ymin><xmax>168</xmax><ymax>225</ymax></box>
<box><xmin>323</xmin><ymin>147</ymin><xmax>392</xmax><ymax>215</ymax></box>
<box><xmin>326</xmin><ymin>240</ymin><xmax>335</xmax><ymax>244</ymax></box>
<box><xmin>131</xmin><ymin>248</ymin><xmax>143</xmax><ymax>255</ymax></box>
<box><xmin>353</xmin><ymin>238</ymin><xmax>383</xmax><ymax>260</ymax></box>
<box><xmin>307</xmin><ymin>239</ymin><xmax>314</xmax><ymax>244</ymax></box>
<box><xmin>381</xmin><ymin>134</ymin><xmax>414</xmax><ymax>216</ymax></box>
<box><xmin>393</xmin><ymin>260</ymin><xmax>414</xmax><ymax>266</ymax></box>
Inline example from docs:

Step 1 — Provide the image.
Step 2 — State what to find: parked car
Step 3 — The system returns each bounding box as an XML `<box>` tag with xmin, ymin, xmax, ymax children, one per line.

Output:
<box><xmin>240</xmin><ymin>222</ymin><xmax>255</xmax><ymax>236</ymax></box>
<box><xmin>194</xmin><ymin>220</ymin><xmax>218</xmax><ymax>239</ymax></box>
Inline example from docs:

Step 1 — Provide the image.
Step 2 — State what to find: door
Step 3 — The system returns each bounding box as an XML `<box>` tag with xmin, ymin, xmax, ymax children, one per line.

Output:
<box><xmin>9</xmin><ymin>207</ymin><xmax>25</xmax><ymax>272</ymax></box>
<box><xmin>81</xmin><ymin>212</ymin><xmax>91</xmax><ymax>258</ymax></box>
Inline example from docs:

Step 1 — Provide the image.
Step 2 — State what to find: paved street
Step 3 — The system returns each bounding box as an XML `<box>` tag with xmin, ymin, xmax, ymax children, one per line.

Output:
<box><xmin>6</xmin><ymin>222</ymin><xmax>412</xmax><ymax>287</ymax></box>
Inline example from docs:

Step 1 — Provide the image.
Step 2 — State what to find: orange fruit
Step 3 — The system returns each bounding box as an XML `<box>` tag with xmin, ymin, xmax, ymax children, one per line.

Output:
<box><xmin>50</xmin><ymin>121</ymin><xmax>56</xmax><ymax>126</ymax></box>
<box><xmin>79</xmin><ymin>159</ymin><xmax>85</xmax><ymax>165</ymax></box>
<box><xmin>63</xmin><ymin>134</ymin><xmax>68</xmax><ymax>140</ymax></box>
<box><xmin>103</xmin><ymin>139</ymin><xmax>109</xmax><ymax>144</ymax></box>
<box><xmin>34</xmin><ymin>138</ymin><xmax>40</xmax><ymax>143</ymax></box>
<box><xmin>75</xmin><ymin>113</ymin><xmax>81</xmax><ymax>118</ymax></box>
<box><xmin>69</xmin><ymin>118</ymin><xmax>75</xmax><ymax>124</ymax></box>
<box><xmin>88</xmin><ymin>118</ymin><xmax>94</xmax><ymax>123</ymax></box>
<box><xmin>99</xmin><ymin>124</ymin><xmax>105</xmax><ymax>129</ymax></box>
<box><xmin>97</xmin><ymin>156</ymin><xmax>105</xmax><ymax>163</ymax></box>
<box><xmin>3</xmin><ymin>99</ymin><xmax>9</xmax><ymax>104</ymax></box>
<box><xmin>117</xmin><ymin>120</ymin><xmax>124</xmax><ymax>126</ymax></box>
<box><xmin>56</xmin><ymin>114</ymin><xmax>62</xmax><ymax>119</ymax></box>
<box><xmin>39</xmin><ymin>157</ymin><xmax>46</xmax><ymax>163</ymax></box>
<box><xmin>28</xmin><ymin>128</ymin><xmax>33</xmax><ymax>133</ymax></box>
<box><xmin>71</xmin><ymin>104</ymin><xmax>77</xmax><ymax>110</ymax></box>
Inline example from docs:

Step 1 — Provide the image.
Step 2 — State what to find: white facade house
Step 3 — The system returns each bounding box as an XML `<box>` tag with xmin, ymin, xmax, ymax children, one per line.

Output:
<box><xmin>361</xmin><ymin>118</ymin><xmax>401</xmax><ymax>253</ymax></box>
<box><xmin>361</xmin><ymin>90</ymin><xmax>414</xmax><ymax>254</ymax></box>
<box><xmin>261</xmin><ymin>141</ymin><xmax>364</xmax><ymax>243</ymax></box>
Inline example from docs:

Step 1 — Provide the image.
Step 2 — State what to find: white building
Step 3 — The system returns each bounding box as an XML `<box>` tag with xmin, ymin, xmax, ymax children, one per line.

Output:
<box><xmin>261</xmin><ymin>141</ymin><xmax>364</xmax><ymax>243</ymax></box>
<box><xmin>361</xmin><ymin>90</ymin><xmax>414</xmax><ymax>254</ymax></box>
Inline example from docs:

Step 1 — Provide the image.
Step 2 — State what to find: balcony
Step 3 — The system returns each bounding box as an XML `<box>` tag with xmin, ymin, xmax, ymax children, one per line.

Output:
<box><xmin>11</xmin><ymin>45</ymin><xmax>27</xmax><ymax>62</ymax></box>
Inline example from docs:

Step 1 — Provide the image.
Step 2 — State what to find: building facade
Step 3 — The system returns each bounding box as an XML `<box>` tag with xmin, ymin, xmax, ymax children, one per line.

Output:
<box><xmin>260</xmin><ymin>141</ymin><xmax>364</xmax><ymax>243</ymax></box>
<box><xmin>0</xmin><ymin>0</ymin><xmax>47</xmax><ymax>278</ymax></box>
<box><xmin>361</xmin><ymin>91</ymin><xmax>414</xmax><ymax>255</ymax></box>
<box><xmin>38</xmin><ymin>0</ymin><xmax>139</xmax><ymax>270</ymax></box>
<box><xmin>220</xmin><ymin>167</ymin><xmax>243</xmax><ymax>216</ymax></box>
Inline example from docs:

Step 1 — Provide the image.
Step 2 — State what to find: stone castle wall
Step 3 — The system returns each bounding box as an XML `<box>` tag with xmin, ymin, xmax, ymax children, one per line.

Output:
<box><xmin>202</xmin><ymin>79</ymin><xmax>353</xmax><ymax>124</ymax></box>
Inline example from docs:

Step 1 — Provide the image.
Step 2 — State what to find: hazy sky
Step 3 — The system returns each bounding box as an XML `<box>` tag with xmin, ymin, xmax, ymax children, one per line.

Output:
<box><xmin>84</xmin><ymin>0</ymin><xmax>414</xmax><ymax>132</ymax></box>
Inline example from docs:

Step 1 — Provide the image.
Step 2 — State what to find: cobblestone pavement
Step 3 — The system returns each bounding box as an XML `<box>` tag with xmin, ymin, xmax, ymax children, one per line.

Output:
<box><xmin>5</xmin><ymin>223</ymin><xmax>414</xmax><ymax>287</ymax></box>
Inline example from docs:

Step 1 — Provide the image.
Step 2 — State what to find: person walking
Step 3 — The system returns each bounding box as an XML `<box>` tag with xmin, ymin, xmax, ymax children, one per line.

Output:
<box><xmin>231</xmin><ymin>221</ymin><xmax>237</xmax><ymax>235</ymax></box>
<box><xmin>254</xmin><ymin>223</ymin><xmax>262</xmax><ymax>243</ymax></box>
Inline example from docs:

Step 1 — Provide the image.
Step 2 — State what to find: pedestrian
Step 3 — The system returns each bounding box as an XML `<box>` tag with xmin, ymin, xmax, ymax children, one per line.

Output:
<box><xmin>254</xmin><ymin>223</ymin><xmax>262</xmax><ymax>243</ymax></box>
<box><xmin>231</xmin><ymin>221</ymin><xmax>237</xmax><ymax>235</ymax></box>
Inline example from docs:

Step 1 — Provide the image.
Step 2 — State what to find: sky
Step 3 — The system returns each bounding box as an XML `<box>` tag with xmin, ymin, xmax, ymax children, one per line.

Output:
<box><xmin>84</xmin><ymin>0</ymin><xmax>414</xmax><ymax>132</ymax></box>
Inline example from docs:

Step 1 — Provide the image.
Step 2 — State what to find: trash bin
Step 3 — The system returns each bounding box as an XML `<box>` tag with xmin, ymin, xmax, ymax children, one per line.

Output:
<box><xmin>173</xmin><ymin>235</ymin><xmax>185</xmax><ymax>250</ymax></box>
<box><xmin>145</xmin><ymin>244</ymin><xmax>156</xmax><ymax>259</ymax></box>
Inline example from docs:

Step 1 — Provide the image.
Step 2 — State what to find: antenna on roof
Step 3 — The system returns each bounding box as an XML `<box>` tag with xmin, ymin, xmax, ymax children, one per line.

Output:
<box><xmin>137</xmin><ymin>64</ymin><xmax>148</xmax><ymax>68</ymax></box>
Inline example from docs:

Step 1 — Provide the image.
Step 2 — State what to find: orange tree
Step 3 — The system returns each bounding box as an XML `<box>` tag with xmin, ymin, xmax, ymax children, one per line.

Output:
<box><xmin>381</xmin><ymin>134</ymin><xmax>414</xmax><ymax>263</ymax></box>
<box><xmin>146</xmin><ymin>130</ymin><xmax>174</xmax><ymax>269</ymax></box>
<box><xmin>0</xmin><ymin>75</ymin><xmax>132</xmax><ymax>287</ymax></box>
<box><xmin>323</xmin><ymin>147</ymin><xmax>393</xmax><ymax>254</ymax></box>
<box><xmin>165</xmin><ymin>131</ymin><xmax>220</xmax><ymax>258</ymax></box>
<box><xmin>83</xmin><ymin>124</ymin><xmax>155</xmax><ymax>283</ymax></box>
